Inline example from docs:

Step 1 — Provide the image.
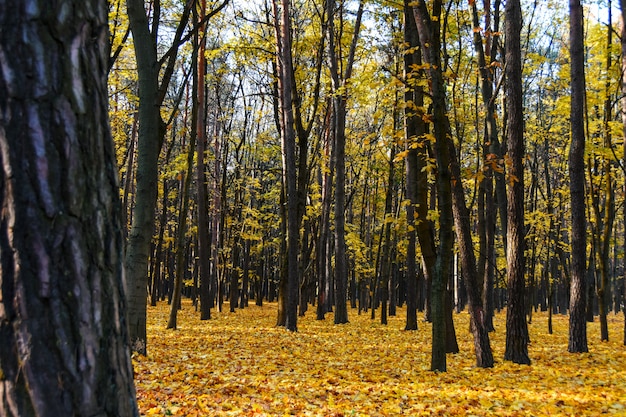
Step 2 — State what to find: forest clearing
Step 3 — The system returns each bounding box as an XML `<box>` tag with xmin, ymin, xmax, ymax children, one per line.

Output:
<box><xmin>135</xmin><ymin>300</ymin><xmax>626</xmax><ymax>416</ymax></box>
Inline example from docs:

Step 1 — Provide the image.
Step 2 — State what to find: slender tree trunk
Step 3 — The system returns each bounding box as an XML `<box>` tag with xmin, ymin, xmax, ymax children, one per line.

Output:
<box><xmin>619</xmin><ymin>0</ymin><xmax>626</xmax><ymax>346</ymax></box>
<box><xmin>273</xmin><ymin>0</ymin><xmax>299</xmax><ymax>331</ymax></box>
<box><xmin>0</xmin><ymin>1</ymin><xmax>139</xmax><ymax>413</ymax></box>
<box><xmin>412</xmin><ymin>0</ymin><xmax>451</xmax><ymax>372</ymax></box>
<box><xmin>402</xmin><ymin>0</ymin><xmax>426</xmax><ymax>331</ymax></box>
<box><xmin>125</xmin><ymin>0</ymin><xmax>163</xmax><ymax>354</ymax></box>
<box><xmin>167</xmin><ymin>133</ymin><xmax>197</xmax><ymax>329</ymax></box>
<box><xmin>196</xmin><ymin>0</ymin><xmax>212</xmax><ymax>321</ymax></box>
<box><xmin>568</xmin><ymin>0</ymin><xmax>589</xmax><ymax>353</ymax></box>
<box><xmin>595</xmin><ymin>4</ymin><xmax>615</xmax><ymax>342</ymax></box>
<box><xmin>326</xmin><ymin>0</ymin><xmax>364</xmax><ymax>325</ymax></box>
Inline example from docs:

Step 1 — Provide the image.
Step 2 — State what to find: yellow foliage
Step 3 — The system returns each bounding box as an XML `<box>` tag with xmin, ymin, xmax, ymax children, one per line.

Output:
<box><xmin>135</xmin><ymin>300</ymin><xmax>626</xmax><ymax>416</ymax></box>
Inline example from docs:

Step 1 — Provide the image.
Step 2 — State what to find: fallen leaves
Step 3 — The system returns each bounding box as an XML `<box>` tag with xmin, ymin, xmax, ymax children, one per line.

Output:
<box><xmin>134</xmin><ymin>301</ymin><xmax>626</xmax><ymax>416</ymax></box>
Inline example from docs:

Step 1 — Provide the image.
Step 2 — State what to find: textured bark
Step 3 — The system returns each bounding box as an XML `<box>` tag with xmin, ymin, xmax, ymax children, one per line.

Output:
<box><xmin>125</xmin><ymin>0</ymin><xmax>163</xmax><ymax>354</ymax></box>
<box><xmin>619</xmin><ymin>0</ymin><xmax>626</xmax><ymax>346</ymax></box>
<box><xmin>0</xmin><ymin>1</ymin><xmax>138</xmax><ymax>415</ymax></box>
<box><xmin>273</xmin><ymin>0</ymin><xmax>299</xmax><ymax>331</ymax></box>
<box><xmin>403</xmin><ymin>0</ymin><xmax>422</xmax><ymax>331</ymax></box>
<box><xmin>448</xmin><ymin>138</ymin><xmax>494</xmax><ymax>367</ymax></box>
<box><xmin>412</xmin><ymin>0</ymin><xmax>451</xmax><ymax>372</ymax></box>
<box><xmin>504</xmin><ymin>0</ymin><xmax>530</xmax><ymax>365</ymax></box>
<box><xmin>568</xmin><ymin>0</ymin><xmax>588</xmax><ymax>354</ymax></box>
<box><xmin>167</xmin><ymin>127</ymin><xmax>196</xmax><ymax>329</ymax></box>
<box><xmin>327</xmin><ymin>0</ymin><xmax>364</xmax><ymax>325</ymax></box>
<box><xmin>196</xmin><ymin>0</ymin><xmax>212</xmax><ymax>321</ymax></box>
<box><xmin>594</xmin><ymin>5</ymin><xmax>615</xmax><ymax>342</ymax></box>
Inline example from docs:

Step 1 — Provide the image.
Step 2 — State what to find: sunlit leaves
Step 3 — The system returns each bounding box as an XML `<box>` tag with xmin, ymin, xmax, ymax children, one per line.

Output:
<box><xmin>135</xmin><ymin>301</ymin><xmax>626</xmax><ymax>416</ymax></box>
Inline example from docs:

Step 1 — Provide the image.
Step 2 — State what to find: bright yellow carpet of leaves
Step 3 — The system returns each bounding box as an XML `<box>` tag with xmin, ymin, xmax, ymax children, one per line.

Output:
<box><xmin>134</xmin><ymin>300</ymin><xmax>626</xmax><ymax>416</ymax></box>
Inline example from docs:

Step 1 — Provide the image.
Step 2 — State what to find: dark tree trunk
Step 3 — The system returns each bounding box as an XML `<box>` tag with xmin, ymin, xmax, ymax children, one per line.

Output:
<box><xmin>167</xmin><ymin>133</ymin><xmax>196</xmax><ymax>329</ymax></box>
<box><xmin>620</xmin><ymin>0</ymin><xmax>626</xmax><ymax>346</ymax></box>
<box><xmin>125</xmin><ymin>0</ymin><xmax>164</xmax><ymax>354</ymax></box>
<box><xmin>448</xmin><ymin>139</ymin><xmax>494</xmax><ymax>367</ymax></box>
<box><xmin>568</xmin><ymin>0</ymin><xmax>589</xmax><ymax>353</ymax></box>
<box><xmin>273</xmin><ymin>0</ymin><xmax>299</xmax><ymax>331</ymax></box>
<box><xmin>196</xmin><ymin>0</ymin><xmax>212</xmax><ymax>321</ymax></box>
<box><xmin>403</xmin><ymin>0</ymin><xmax>423</xmax><ymax>331</ymax></box>
<box><xmin>412</xmin><ymin>0</ymin><xmax>452</xmax><ymax>373</ymax></box>
<box><xmin>327</xmin><ymin>0</ymin><xmax>364</xmax><ymax>325</ymax></box>
<box><xmin>0</xmin><ymin>1</ymin><xmax>139</xmax><ymax>414</ymax></box>
<box><xmin>503</xmin><ymin>0</ymin><xmax>531</xmax><ymax>365</ymax></box>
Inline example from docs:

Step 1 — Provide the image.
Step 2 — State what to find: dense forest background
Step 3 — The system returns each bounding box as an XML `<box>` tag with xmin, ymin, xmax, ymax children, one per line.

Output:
<box><xmin>108</xmin><ymin>0</ymin><xmax>626</xmax><ymax>363</ymax></box>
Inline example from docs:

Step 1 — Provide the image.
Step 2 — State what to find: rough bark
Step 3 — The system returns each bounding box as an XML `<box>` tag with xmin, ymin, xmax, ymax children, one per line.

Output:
<box><xmin>403</xmin><ymin>0</ymin><xmax>422</xmax><ymax>331</ymax></box>
<box><xmin>568</xmin><ymin>0</ymin><xmax>588</xmax><ymax>354</ymax></box>
<box><xmin>125</xmin><ymin>0</ymin><xmax>163</xmax><ymax>354</ymax></box>
<box><xmin>273</xmin><ymin>0</ymin><xmax>299</xmax><ymax>331</ymax></box>
<box><xmin>619</xmin><ymin>0</ymin><xmax>626</xmax><ymax>346</ymax></box>
<box><xmin>327</xmin><ymin>0</ymin><xmax>364</xmax><ymax>325</ymax></box>
<box><xmin>504</xmin><ymin>0</ymin><xmax>531</xmax><ymax>365</ymax></box>
<box><xmin>412</xmin><ymin>0</ymin><xmax>451</xmax><ymax>372</ymax></box>
<box><xmin>196</xmin><ymin>0</ymin><xmax>212</xmax><ymax>321</ymax></box>
<box><xmin>0</xmin><ymin>1</ymin><xmax>138</xmax><ymax>414</ymax></box>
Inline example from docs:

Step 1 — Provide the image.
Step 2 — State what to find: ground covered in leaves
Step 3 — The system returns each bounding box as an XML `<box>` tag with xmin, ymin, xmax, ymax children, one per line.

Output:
<box><xmin>134</xmin><ymin>299</ymin><xmax>626</xmax><ymax>416</ymax></box>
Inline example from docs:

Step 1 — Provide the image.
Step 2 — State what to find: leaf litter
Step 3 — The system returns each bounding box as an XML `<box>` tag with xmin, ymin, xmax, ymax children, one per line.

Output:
<box><xmin>134</xmin><ymin>300</ymin><xmax>626</xmax><ymax>416</ymax></box>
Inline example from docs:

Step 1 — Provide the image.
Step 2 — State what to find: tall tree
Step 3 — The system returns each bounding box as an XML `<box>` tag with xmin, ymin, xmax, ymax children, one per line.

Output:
<box><xmin>403</xmin><ymin>0</ymin><xmax>424</xmax><ymax>331</ymax></box>
<box><xmin>196</xmin><ymin>0</ymin><xmax>212</xmax><ymax>320</ymax></box>
<box><xmin>591</xmin><ymin>2</ymin><xmax>615</xmax><ymax>342</ymax></box>
<box><xmin>619</xmin><ymin>0</ymin><xmax>626</xmax><ymax>345</ymax></box>
<box><xmin>568</xmin><ymin>0</ymin><xmax>588</xmax><ymax>354</ymax></box>
<box><xmin>125</xmin><ymin>0</ymin><xmax>227</xmax><ymax>352</ymax></box>
<box><xmin>327</xmin><ymin>0</ymin><xmax>365</xmax><ymax>325</ymax></box>
<box><xmin>273</xmin><ymin>0</ymin><xmax>299</xmax><ymax>331</ymax></box>
<box><xmin>503</xmin><ymin>0</ymin><xmax>530</xmax><ymax>365</ymax></box>
<box><xmin>0</xmin><ymin>0</ymin><xmax>138</xmax><ymax>415</ymax></box>
<box><xmin>412</xmin><ymin>0</ymin><xmax>453</xmax><ymax>372</ymax></box>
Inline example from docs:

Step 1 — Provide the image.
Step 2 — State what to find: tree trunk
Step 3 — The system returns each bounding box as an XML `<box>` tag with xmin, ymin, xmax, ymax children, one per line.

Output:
<box><xmin>403</xmin><ymin>0</ymin><xmax>423</xmax><ymax>331</ymax></box>
<box><xmin>167</xmin><ymin>132</ymin><xmax>196</xmax><ymax>329</ymax></box>
<box><xmin>503</xmin><ymin>0</ymin><xmax>530</xmax><ymax>365</ymax></box>
<box><xmin>412</xmin><ymin>0</ymin><xmax>452</xmax><ymax>372</ymax></box>
<box><xmin>125</xmin><ymin>0</ymin><xmax>163</xmax><ymax>354</ymax></box>
<box><xmin>196</xmin><ymin>0</ymin><xmax>212</xmax><ymax>321</ymax></box>
<box><xmin>0</xmin><ymin>1</ymin><xmax>139</xmax><ymax>414</ymax></box>
<box><xmin>327</xmin><ymin>0</ymin><xmax>364</xmax><ymax>325</ymax></box>
<box><xmin>273</xmin><ymin>0</ymin><xmax>300</xmax><ymax>331</ymax></box>
<box><xmin>568</xmin><ymin>0</ymin><xmax>589</xmax><ymax>353</ymax></box>
<box><xmin>620</xmin><ymin>0</ymin><xmax>626</xmax><ymax>346</ymax></box>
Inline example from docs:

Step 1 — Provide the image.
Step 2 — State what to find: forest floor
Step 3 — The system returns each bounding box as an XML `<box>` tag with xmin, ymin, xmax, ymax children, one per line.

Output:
<box><xmin>134</xmin><ymin>299</ymin><xmax>626</xmax><ymax>416</ymax></box>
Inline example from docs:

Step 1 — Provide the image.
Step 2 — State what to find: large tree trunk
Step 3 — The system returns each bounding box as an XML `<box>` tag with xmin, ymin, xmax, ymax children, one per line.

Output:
<box><xmin>0</xmin><ymin>1</ymin><xmax>138</xmax><ymax>415</ymax></box>
<box><xmin>503</xmin><ymin>0</ymin><xmax>531</xmax><ymax>365</ymax></box>
<box><xmin>568</xmin><ymin>0</ymin><xmax>589</xmax><ymax>353</ymax></box>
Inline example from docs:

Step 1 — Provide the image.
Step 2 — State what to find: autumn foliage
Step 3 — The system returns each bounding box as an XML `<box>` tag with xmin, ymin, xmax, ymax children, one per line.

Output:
<box><xmin>134</xmin><ymin>300</ymin><xmax>626</xmax><ymax>416</ymax></box>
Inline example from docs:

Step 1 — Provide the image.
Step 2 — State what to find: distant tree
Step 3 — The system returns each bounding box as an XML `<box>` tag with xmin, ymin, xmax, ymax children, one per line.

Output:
<box><xmin>0</xmin><ymin>1</ymin><xmax>138</xmax><ymax>415</ymax></box>
<box><xmin>568</xmin><ymin>0</ymin><xmax>588</xmax><ymax>354</ymax></box>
